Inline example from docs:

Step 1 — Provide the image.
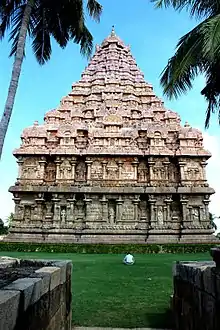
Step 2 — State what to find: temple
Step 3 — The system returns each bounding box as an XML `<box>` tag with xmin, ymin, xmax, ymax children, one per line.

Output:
<box><xmin>7</xmin><ymin>28</ymin><xmax>215</xmax><ymax>243</ymax></box>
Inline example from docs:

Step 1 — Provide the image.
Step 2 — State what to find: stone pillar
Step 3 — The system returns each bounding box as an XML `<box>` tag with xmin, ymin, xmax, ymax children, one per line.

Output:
<box><xmin>67</xmin><ymin>195</ymin><xmax>76</xmax><ymax>222</ymax></box>
<box><xmin>163</xmin><ymin>161</ymin><xmax>170</xmax><ymax>181</ymax></box>
<box><xmin>133</xmin><ymin>195</ymin><xmax>140</xmax><ymax>222</ymax></box>
<box><xmin>51</xmin><ymin>194</ymin><xmax>60</xmax><ymax>221</ymax></box>
<box><xmin>13</xmin><ymin>195</ymin><xmax>22</xmax><ymax>220</ymax></box>
<box><xmin>179</xmin><ymin>161</ymin><xmax>186</xmax><ymax>183</ymax></box>
<box><xmin>200</xmin><ymin>160</ymin><xmax>208</xmax><ymax>183</ymax></box>
<box><xmin>35</xmin><ymin>193</ymin><xmax>45</xmax><ymax>221</ymax></box>
<box><xmin>70</xmin><ymin>160</ymin><xmax>77</xmax><ymax>181</ymax></box>
<box><xmin>116</xmin><ymin>196</ymin><xmax>124</xmax><ymax>222</ymax></box>
<box><xmin>148</xmin><ymin>160</ymin><xmax>155</xmax><ymax>185</ymax></box>
<box><xmin>203</xmin><ymin>195</ymin><xmax>210</xmax><ymax>221</ymax></box>
<box><xmin>102</xmin><ymin>161</ymin><xmax>108</xmax><ymax>180</ymax></box>
<box><xmin>100</xmin><ymin>195</ymin><xmax>108</xmax><ymax>222</ymax></box>
<box><xmin>38</xmin><ymin>156</ymin><xmax>47</xmax><ymax>181</ymax></box>
<box><xmin>55</xmin><ymin>158</ymin><xmax>61</xmax><ymax>182</ymax></box>
<box><xmin>180</xmin><ymin>195</ymin><xmax>189</xmax><ymax>224</ymax></box>
<box><xmin>85</xmin><ymin>159</ymin><xmax>92</xmax><ymax>183</ymax></box>
<box><xmin>16</xmin><ymin>157</ymin><xmax>24</xmax><ymax>182</ymax></box>
<box><xmin>164</xmin><ymin>196</ymin><xmax>172</xmax><ymax>222</ymax></box>
<box><xmin>148</xmin><ymin>195</ymin><xmax>156</xmax><ymax>228</ymax></box>
<box><xmin>84</xmin><ymin>194</ymin><xmax>92</xmax><ymax>222</ymax></box>
<box><xmin>132</xmin><ymin>158</ymin><xmax>139</xmax><ymax>181</ymax></box>
<box><xmin>118</xmin><ymin>161</ymin><xmax>123</xmax><ymax>180</ymax></box>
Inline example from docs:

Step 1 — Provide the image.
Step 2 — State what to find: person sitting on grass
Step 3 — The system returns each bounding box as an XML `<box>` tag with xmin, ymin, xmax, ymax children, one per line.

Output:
<box><xmin>123</xmin><ymin>253</ymin><xmax>135</xmax><ymax>265</ymax></box>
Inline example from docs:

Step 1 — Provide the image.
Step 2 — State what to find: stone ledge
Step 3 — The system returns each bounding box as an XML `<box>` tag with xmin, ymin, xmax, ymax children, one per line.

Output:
<box><xmin>9</xmin><ymin>185</ymin><xmax>215</xmax><ymax>194</ymax></box>
<box><xmin>0</xmin><ymin>257</ymin><xmax>72</xmax><ymax>330</ymax></box>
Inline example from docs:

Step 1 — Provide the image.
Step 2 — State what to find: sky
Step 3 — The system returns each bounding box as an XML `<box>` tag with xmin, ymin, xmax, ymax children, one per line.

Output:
<box><xmin>0</xmin><ymin>0</ymin><xmax>220</xmax><ymax>229</ymax></box>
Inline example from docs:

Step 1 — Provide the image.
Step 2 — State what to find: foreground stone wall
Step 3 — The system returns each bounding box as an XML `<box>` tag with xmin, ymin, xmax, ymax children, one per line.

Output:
<box><xmin>0</xmin><ymin>258</ymin><xmax>72</xmax><ymax>330</ymax></box>
<box><xmin>173</xmin><ymin>260</ymin><xmax>220</xmax><ymax>330</ymax></box>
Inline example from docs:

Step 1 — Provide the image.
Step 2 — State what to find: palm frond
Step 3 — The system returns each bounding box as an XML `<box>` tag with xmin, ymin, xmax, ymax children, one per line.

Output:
<box><xmin>86</xmin><ymin>0</ymin><xmax>102</xmax><ymax>22</ymax></box>
<box><xmin>200</xmin><ymin>14</ymin><xmax>220</xmax><ymax>60</ymax></box>
<box><xmin>160</xmin><ymin>23</ymin><xmax>204</xmax><ymax>99</ymax></box>
<box><xmin>8</xmin><ymin>4</ymin><xmax>26</xmax><ymax>57</ymax></box>
<box><xmin>31</xmin><ymin>5</ymin><xmax>51</xmax><ymax>64</ymax></box>
<box><xmin>201</xmin><ymin>61</ymin><xmax>220</xmax><ymax>127</ymax></box>
<box><xmin>152</xmin><ymin>0</ymin><xmax>220</xmax><ymax>18</ymax></box>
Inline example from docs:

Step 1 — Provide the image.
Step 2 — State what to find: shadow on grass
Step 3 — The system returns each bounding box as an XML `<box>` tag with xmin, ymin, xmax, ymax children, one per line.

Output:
<box><xmin>145</xmin><ymin>309</ymin><xmax>173</xmax><ymax>329</ymax></box>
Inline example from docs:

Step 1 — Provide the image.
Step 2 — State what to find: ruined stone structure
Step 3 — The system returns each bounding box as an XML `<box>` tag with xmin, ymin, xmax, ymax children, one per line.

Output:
<box><xmin>8</xmin><ymin>28</ymin><xmax>215</xmax><ymax>243</ymax></box>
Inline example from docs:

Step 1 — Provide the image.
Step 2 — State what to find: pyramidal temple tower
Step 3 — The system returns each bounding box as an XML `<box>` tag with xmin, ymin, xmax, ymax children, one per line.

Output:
<box><xmin>8</xmin><ymin>28</ymin><xmax>215</xmax><ymax>243</ymax></box>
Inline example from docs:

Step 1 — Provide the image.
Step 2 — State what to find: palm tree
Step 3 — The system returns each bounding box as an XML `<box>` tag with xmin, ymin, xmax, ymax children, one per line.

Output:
<box><xmin>209</xmin><ymin>212</ymin><xmax>219</xmax><ymax>231</ymax></box>
<box><xmin>152</xmin><ymin>0</ymin><xmax>220</xmax><ymax>127</ymax></box>
<box><xmin>0</xmin><ymin>0</ymin><xmax>102</xmax><ymax>160</ymax></box>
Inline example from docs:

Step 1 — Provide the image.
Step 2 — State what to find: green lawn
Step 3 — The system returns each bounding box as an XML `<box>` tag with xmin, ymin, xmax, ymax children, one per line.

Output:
<box><xmin>0</xmin><ymin>251</ymin><xmax>211</xmax><ymax>328</ymax></box>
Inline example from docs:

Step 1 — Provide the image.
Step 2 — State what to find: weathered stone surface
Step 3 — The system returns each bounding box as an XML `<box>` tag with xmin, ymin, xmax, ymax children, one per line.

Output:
<box><xmin>0</xmin><ymin>290</ymin><xmax>20</xmax><ymax>330</ymax></box>
<box><xmin>173</xmin><ymin>261</ymin><xmax>220</xmax><ymax>330</ymax></box>
<box><xmin>6</xmin><ymin>28</ymin><xmax>215</xmax><ymax>243</ymax></box>
<box><xmin>4</xmin><ymin>277</ymin><xmax>42</xmax><ymax>311</ymax></box>
<box><xmin>0</xmin><ymin>258</ymin><xmax>72</xmax><ymax>330</ymax></box>
<box><xmin>35</xmin><ymin>266</ymin><xmax>61</xmax><ymax>291</ymax></box>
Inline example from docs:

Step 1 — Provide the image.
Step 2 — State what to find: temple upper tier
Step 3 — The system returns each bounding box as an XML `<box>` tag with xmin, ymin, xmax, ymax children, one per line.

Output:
<box><xmin>14</xmin><ymin>28</ymin><xmax>210</xmax><ymax>158</ymax></box>
<box><xmin>7</xmin><ymin>29</ymin><xmax>215</xmax><ymax>243</ymax></box>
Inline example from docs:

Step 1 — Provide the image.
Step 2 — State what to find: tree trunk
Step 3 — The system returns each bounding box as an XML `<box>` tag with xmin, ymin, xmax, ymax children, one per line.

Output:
<box><xmin>0</xmin><ymin>0</ymin><xmax>33</xmax><ymax>160</ymax></box>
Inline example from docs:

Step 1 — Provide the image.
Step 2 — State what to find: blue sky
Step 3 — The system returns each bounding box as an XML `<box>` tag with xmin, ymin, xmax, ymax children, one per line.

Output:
<box><xmin>0</xmin><ymin>0</ymin><xmax>220</xmax><ymax>227</ymax></box>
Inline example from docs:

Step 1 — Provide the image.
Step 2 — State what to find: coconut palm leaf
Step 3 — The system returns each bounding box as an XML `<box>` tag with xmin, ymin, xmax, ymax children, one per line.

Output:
<box><xmin>160</xmin><ymin>22</ymin><xmax>205</xmax><ymax>99</ymax></box>
<box><xmin>152</xmin><ymin>0</ymin><xmax>220</xmax><ymax>127</ymax></box>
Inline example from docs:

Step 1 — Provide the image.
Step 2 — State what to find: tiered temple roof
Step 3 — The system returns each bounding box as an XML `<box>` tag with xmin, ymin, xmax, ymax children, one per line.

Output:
<box><xmin>14</xmin><ymin>28</ymin><xmax>210</xmax><ymax>159</ymax></box>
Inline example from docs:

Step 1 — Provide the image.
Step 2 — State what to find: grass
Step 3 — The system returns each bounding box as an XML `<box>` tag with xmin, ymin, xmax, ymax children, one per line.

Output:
<box><xmin>0</xmin><ymin>251</ymin><xmax>211</xmax><ymax>328</ymax></box>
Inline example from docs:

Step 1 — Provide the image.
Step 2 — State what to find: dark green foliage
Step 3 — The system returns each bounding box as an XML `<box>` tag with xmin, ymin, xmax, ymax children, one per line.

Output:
<box><xmin>0</xmin><ymin>242</ymin><xmax>216</xmax><ymax>254</ymax></box>
<box><xmin>0</xmin><ymin>219</ymin><xmax>8</xmax><ymax>235</ymax></box>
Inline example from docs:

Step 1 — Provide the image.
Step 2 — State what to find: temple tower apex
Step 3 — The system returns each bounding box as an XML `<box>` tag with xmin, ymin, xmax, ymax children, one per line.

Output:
<box><xmin>7</xmin><ymin>30</ymin><xmax>215</xmax><ymax>243</ymax></box>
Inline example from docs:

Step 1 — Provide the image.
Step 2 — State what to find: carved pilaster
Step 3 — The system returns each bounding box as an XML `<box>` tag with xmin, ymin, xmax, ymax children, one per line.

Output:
<box><xmin>148</xmin><ymin>160</ymin><xmax>155</xmax><ymax>185</ymax></box>
<box><xmin>51</xmin><ymin>194</ymin><xmax>60</xmax><ymax>221</ymax></box>
<box><xmin>133</xmin><ymin>195</ymin><xmax>140</xmax><ymax>222</ymax></box>
<box><xmin>55</xmin><ymin>157</ymin><xmax>61</xmax><ymax>181</ymax></box>
<box><xmin>179</xmin><ymin>161</ymin><xmax>186</xmax><ymax>183</ymax></box>
<box><xmin>203</xmin><ymin>195</ymin><xmax>210</xmax><ymax>221</ymax></box>
<box><xmin>102</xmin><ymin>161</ymin><xmax>108</xmax><ymax>180</ymax></box>
<box><xmin>38</xmin><ymin>156</ymin><xmax>47</xmax><ymax>181</ymax></box>
<box><xmin>163</xmin><ymin>161</ymin><xmax>170</xmax><ymax>181</ymax></box>
<box><xmin>13</xmin><ymin>195</ymin><xmax>22</xmax><ymax>220</ymax></box>
<box><xmin>180</xmin><ymin>194</ymin><xmax>189</xmax><ymax>223</ymax></box>
<box><xmin>70</xmin><ymin>159</ymin><xmax>77</xmax><ymax>181</ymax></box>
<box><xmin>34</xmin><ymin>193</ymin><xmax>44</xmax><ymax>220</ymax></box>
<box><xmin>148</xmin><ymin>194</ymin><xmax>156</xmax><ymax>227</ymax></box>
<box><xmin>16</xmin><ymin>157</ymin><xmax>24</xmax><ymax>182</ymax></box>
<box><xmin>67</xmin><ymin>195</ymin><xmax>76</xmax><ymax>222</ymax></box>
<box><xmin>116</xmin><ymin>196</ymin><xmax>124</xmax><ymax>222</ymax></box>
<box><xmin>100</xmin><ymin>195</ymin><xmax>108</xmax><ymax>222</ymax></box>
<box><xmin>84</xmin><ymin>194</ymin><xmax>92</xmax><ymax>221</ymax></box>
<box><xmin>85</xmin><ymin>159</ymin><xmax>93</xmax><ymax>183</ymax></box>
<box><xmin>118</xmin><ymin>161</ymin><xmax>123</xmax><ymax>180</ymax></box>
<box><xmin>164</xmin><ymin>195</ymin><xmax>172</xmax><ymax>221</ymax></box>
<box><xmin>132</xmin><ymin>158</ymin><xmax>139</xmax><ymax>181</ymax></box>
<box><xmin>200</xmin><ymin>160</ymin><xmax>208</xmax><ymax>182</ymax></box>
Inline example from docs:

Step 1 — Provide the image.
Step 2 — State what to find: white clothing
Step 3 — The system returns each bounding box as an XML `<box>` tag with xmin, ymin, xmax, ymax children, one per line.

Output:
<box><xmin>123</xmin><ymin>254</ymin><xmax>134</xmax><ymax>265</ymax></box>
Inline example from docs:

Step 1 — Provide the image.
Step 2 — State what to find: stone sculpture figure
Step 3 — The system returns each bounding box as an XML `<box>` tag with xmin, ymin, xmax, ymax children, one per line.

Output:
<box><xmin>109</xmin><ymin>207</ymin><xmax>115</xmax><ymax>224</ymax></box>
<box><xmin>157</xmin><ymin>206</ymin><xmax>164</xmax><ymax>225</ymax></box>
<box><xmin>61</xmin><ymin>209</ymin><xmax>66</xmax><ymax>223</ymax></box>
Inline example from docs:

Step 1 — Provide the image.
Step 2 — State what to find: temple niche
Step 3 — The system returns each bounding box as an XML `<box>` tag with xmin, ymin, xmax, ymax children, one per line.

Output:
<box><xmin>7</xmin><ymin>28</ymin><xmax>216</xmax><ymax>243</ymax></box>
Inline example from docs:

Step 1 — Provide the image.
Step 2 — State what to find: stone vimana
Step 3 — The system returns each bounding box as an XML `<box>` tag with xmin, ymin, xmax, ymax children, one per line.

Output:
<box><xmin>7</xmin><ymin>28</ymin><xmax>215</xmax><ymax>243</ymax></box>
